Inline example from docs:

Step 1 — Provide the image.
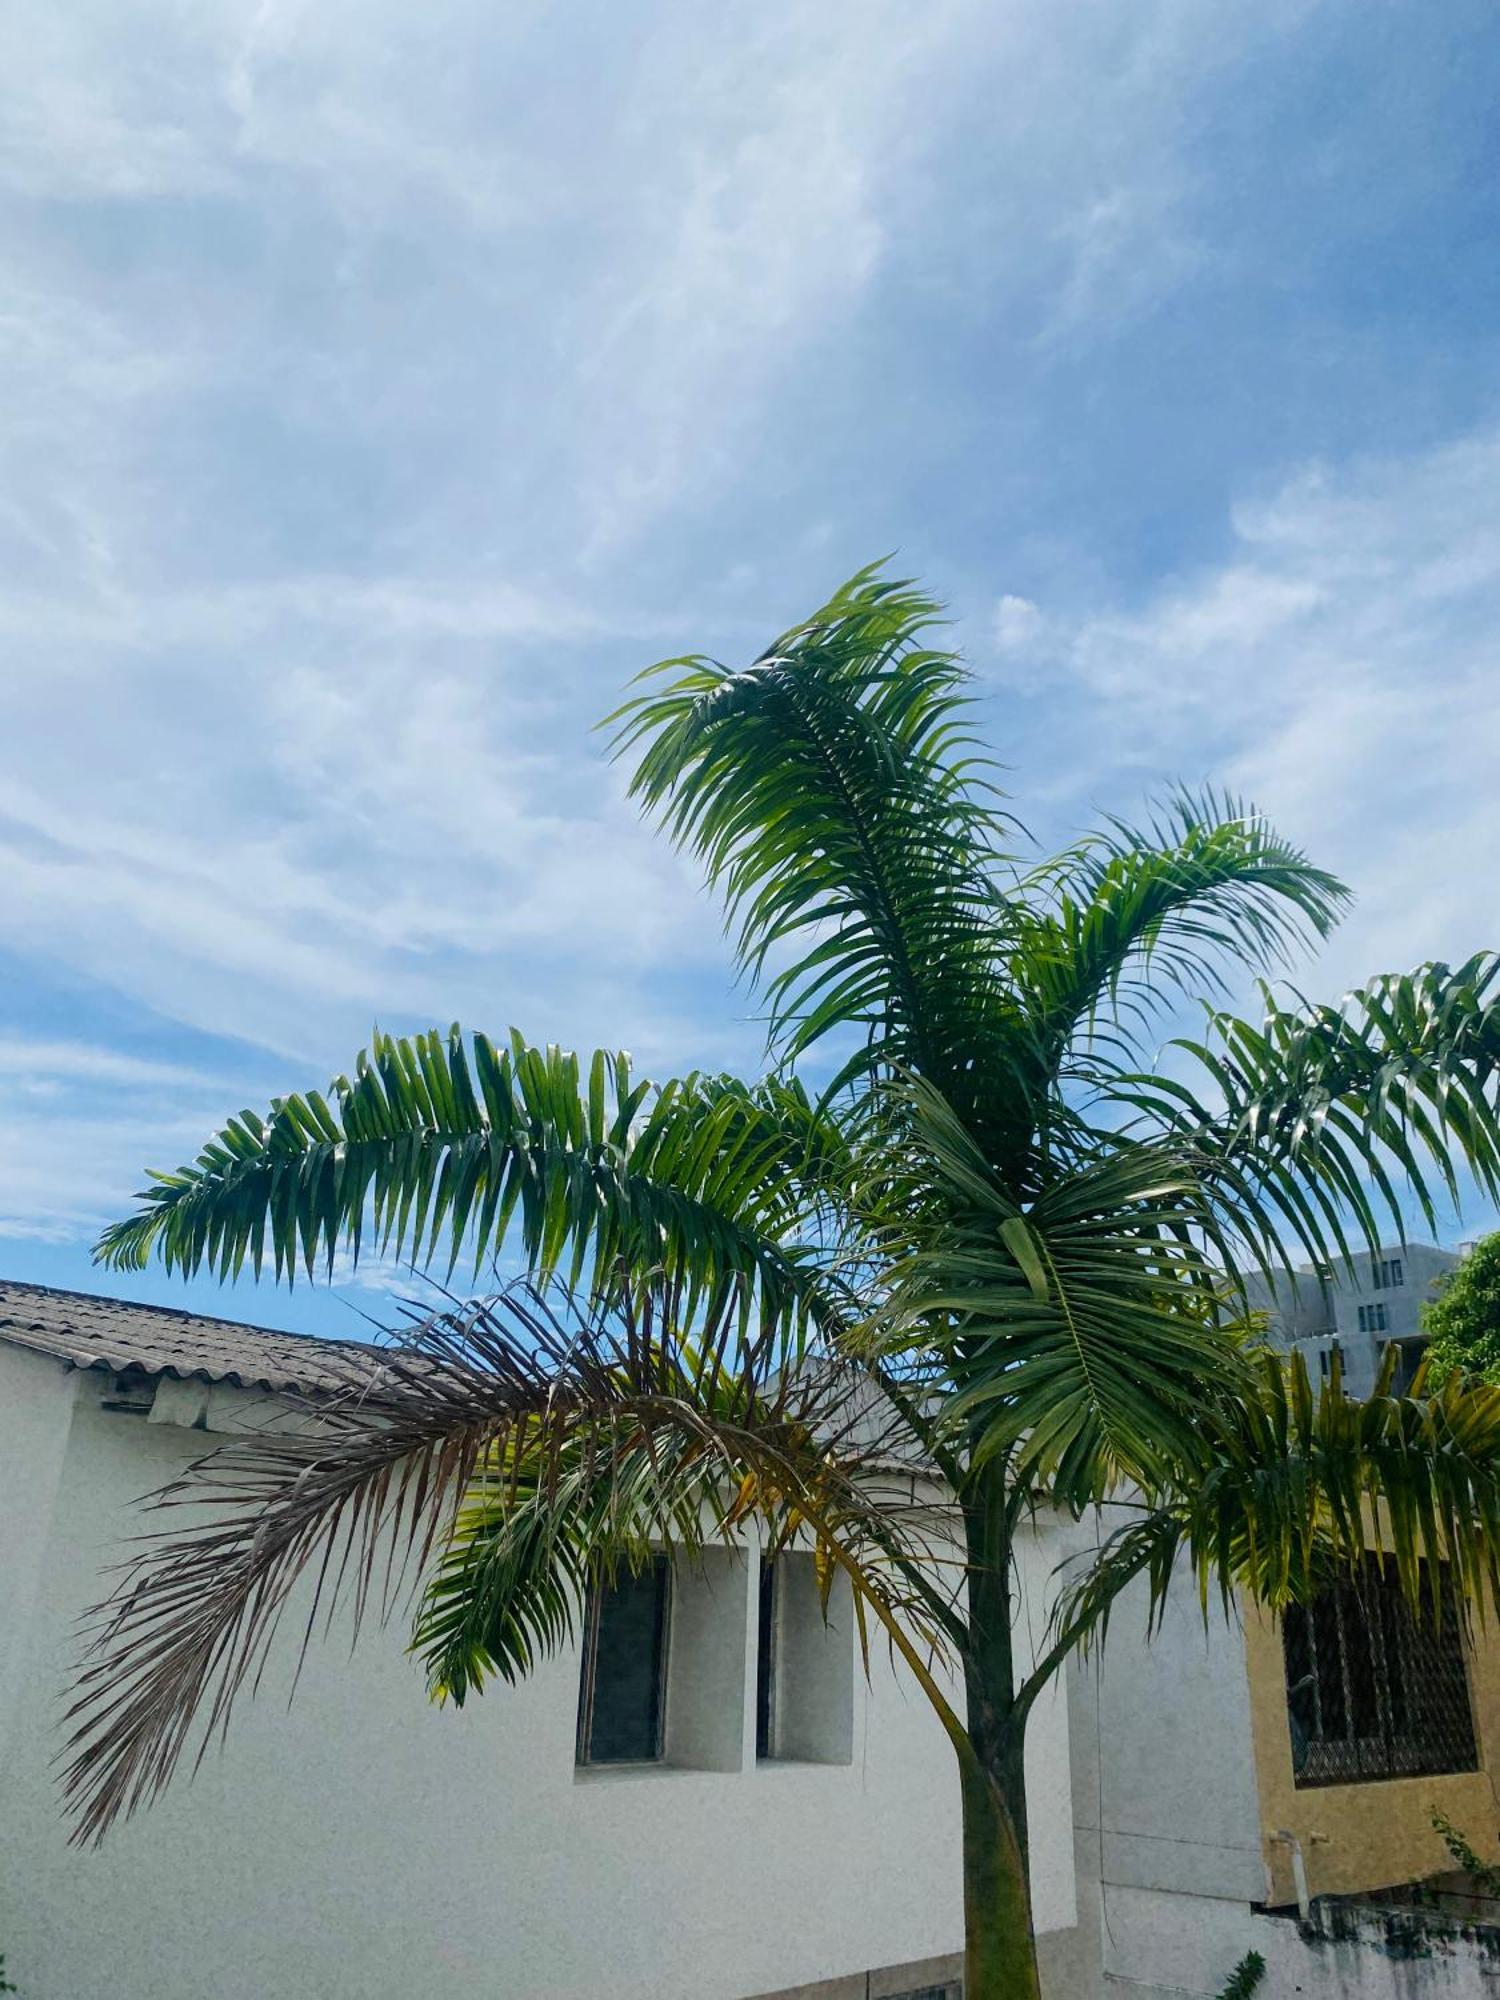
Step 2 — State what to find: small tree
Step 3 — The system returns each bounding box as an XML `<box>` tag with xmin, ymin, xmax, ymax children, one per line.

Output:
<box><xmin>1425</xmin><ymin>1234</ymin><xmax>1500</xmax><ymax>1384</ymax></box>
<box><xmin>63</xmin><ymin>568</ymin><xmax>1500</xmax><ymax>1998</ymax></box>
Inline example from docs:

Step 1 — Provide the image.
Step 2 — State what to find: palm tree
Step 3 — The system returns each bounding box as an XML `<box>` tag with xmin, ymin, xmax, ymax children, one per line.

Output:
<box><xmin>67</xmin><ymin>567</ymin><xmax>1500</xmax><ymax>1998</ymax></box>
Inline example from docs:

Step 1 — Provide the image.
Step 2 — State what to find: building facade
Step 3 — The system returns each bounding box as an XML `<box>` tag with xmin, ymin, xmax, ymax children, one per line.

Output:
<box><xmin>0</xmin><ymin>1282</ymin><xmax>1077</xmax><ymax>2000</ymax></box>
<box><xmin>1250</xmin><ymin>1240</ymin><xmax>1459</xmax><ymax>1396</ymax></box>
<box><xmin>1065</xmin><ymin>1515</ymin><xmax>1500</xmax><ymax>1997</ymax></box>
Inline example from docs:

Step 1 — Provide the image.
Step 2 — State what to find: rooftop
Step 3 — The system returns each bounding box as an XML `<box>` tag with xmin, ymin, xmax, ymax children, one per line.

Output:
<box><xmin>0</xmin><ymin>1278</ymin><xmax>383</xmax><ymax>1397</ymax></box>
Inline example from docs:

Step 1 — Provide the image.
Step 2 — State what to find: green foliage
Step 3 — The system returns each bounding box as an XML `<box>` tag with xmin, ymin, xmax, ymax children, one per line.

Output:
<box><xmin>1430</xmin><ymin>1808</ymin><xmax>1500</xmax><ymax>1897</ymax></box>
<box><xmin>1425</xmin><ymin>1234</ymin><xmax>1500</xmax><ymax>1386</ymax></box>
<box><xmin>1051</xmin><ymin>1345</ymin><xmax>1500</xmax><ymax>1665</ymax></box>
<box><xmin>1216</xmin><ymin>1950</ymin><xmax>1265</xmax><ymax>2000</ymax></box>
<box><xmin>608</xmin><ymin>563</ymin><xmax>1017</xmax><ymax>1118</ymax></box>
<box><xmin>66</xmin><ymin>562</ymin><xmax>1500</xmax><ymax>1994</ymax></box>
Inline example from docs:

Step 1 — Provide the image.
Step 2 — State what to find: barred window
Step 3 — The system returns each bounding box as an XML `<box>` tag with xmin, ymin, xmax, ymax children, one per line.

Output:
<box><xmin>1283</xmin><ymin>1557</ymin><xmax>1477</xmax><ymax>1787</ymax></box>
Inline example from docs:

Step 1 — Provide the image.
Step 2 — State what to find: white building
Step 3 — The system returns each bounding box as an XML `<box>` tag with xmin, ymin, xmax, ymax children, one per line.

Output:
<box><xmin>0</xmin><ymin>1281</ymin><xmax>1078</xmax><ymax>2000</ymax></box>
<box><xmin>1249</xmin><ymin>1240</ymin><xmax>1459</xmax><ymax>1396</ymax></box>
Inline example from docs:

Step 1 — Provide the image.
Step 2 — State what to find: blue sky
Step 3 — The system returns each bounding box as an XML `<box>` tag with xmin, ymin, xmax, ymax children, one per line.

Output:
<box><xmin>4</xmin><ymin>0</ymin><xmax>1499</xmax><ymax>1337</ymax></box>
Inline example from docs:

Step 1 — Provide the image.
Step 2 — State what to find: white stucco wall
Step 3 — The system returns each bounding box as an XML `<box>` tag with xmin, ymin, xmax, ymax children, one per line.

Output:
<box><xmin>0</xmin><ymin>1345</ymin><xmax>1075</xmax><ymax>2000</ymax></box>
<box><xmin>1099</xmin><ymin>1885</ymin><xmax>1500</xmax><ymax>1999</ymax></box>
<box><xmin>1069</xmin><ymin>1563</ymin><xmax>1267</xmax><ymax>1911</ymax></box>
<box><xmin>0</xmin><ymin>1345</ymin><xmax>77</xmax><ymax>1789</ymax></box>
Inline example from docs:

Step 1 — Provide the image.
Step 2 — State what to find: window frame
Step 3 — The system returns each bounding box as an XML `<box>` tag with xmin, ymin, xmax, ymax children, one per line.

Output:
<box><xmin>575</xmin><ymin>1557</ymin><xmax>673</xmax><ymax>1769</ymax></box>
<box><xmin>1282</xmin><ymin>1556</ymin><xmax>1478</xmax><ymax>1789</ymax></box>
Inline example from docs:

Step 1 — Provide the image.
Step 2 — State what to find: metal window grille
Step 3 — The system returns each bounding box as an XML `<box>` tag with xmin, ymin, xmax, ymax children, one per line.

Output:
<box><xmin>1283</xmin><ymin>1556</ymin><xmax>1477</xmax><ymax>1788</ymax></box>
<box><xmin>887</xmin><ymin>1987</ymin><xmax>961</xmax><ymax>2000</ymax></box>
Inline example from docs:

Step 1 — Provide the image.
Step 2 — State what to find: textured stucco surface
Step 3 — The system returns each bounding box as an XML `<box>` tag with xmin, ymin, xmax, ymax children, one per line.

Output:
<box><xmin>1242</xmin><ymin>1593</ymin><xmax>1500</xmax><ymax>1907</ymax></box>
<box><xmin>0</xmin><ymin>1340</ymin><xmax>1075</xmax><ymax>2000</ymax></box>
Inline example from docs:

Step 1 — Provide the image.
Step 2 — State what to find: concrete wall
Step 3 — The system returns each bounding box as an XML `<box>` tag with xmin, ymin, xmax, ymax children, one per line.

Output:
<box><xmin>1098</xmin><ymin>1886</ymin><xmax>1500</xmax><ymax>1999</ymax></box>
<box><xmin>1067</xmin><ymin>1547</ymin><xmax>1267</xmax><ymax>1917</ymax></box>
<box><xmin>0</xmin><ymin>1346</ymin><xmax>1076</xmax><ymax>2000</ymax></box>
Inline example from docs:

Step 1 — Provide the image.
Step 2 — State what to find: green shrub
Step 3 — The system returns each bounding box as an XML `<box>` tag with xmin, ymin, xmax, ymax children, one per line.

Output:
<box><xmin>1424</xmin><ymin>1234</ymin><xmax>1500</xmax><ymax>1385</ymax></box>
<box><xmin>1217</xmin><ymin>1950</ymin><xmax>1266</xmax><ymax>2000</ymax></box>
<box><xmin>1431</xmin><ymin>1807</ymin><xmax>1500</xmax><ymax>1897</ymax></box>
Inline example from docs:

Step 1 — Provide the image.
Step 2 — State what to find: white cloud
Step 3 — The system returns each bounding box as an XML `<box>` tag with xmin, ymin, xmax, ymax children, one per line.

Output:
<box><xmin>993</xmin><ymin>594</ymin><xmax>1044</xmax><ymax>653</ymax></box>
<box><xmin>0</xmin><ymin>0</ymin><xmax>1482</xmax><ymax>1267</ymax></box>
<box><xmin>1024</xmin><ymin>427</ymin><xmax>1500</xmax><ymax>992</ymax></box>
<box><xmin>0</xmin><ymin>1040</ymin><xmax>218</xmax><ymax>1089</ymax></box>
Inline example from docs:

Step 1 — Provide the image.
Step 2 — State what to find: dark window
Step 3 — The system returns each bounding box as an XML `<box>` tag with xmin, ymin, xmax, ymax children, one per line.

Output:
<box><xmin>1358</xmin><ymin>1303</ymin><xmax>1389</xmax><ymax>1334</ymax></box>
<box><xmin>576</xmin><ymin>1558</ymin><xmax>670</xmax><ymax>1765</ymax></box>
<box><xmin>1394</xmin><ymin>1340</ymin><xmax>1428</xmax><ymax>1394</ymax></box>
<box><xmin>756</xmin><ymin>1557</ymin><xmax>776</xmax><ymax>1760</ymax></box>
<box><xmin>1283</xmin><ymin>1557</ymin><xmax>1477</xmax><ymax>1787</ymax></box>
<box><xmin>1390</xmin><ymin>1257</ymin><xmax>1404</xmax><ymax>1288</ymax></box>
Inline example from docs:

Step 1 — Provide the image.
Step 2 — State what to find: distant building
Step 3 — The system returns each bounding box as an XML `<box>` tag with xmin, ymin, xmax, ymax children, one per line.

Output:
<box><xmin>1247</xmin><ymin>1242</ymin><xmax>1459</xmax><ymax>1397</ymax></box>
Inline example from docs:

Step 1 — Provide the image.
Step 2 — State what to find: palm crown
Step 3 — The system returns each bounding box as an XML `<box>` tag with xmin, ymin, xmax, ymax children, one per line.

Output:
<box><xmin>71</xmin><ymin>567</ymin><xmax>1500</xmax><ymax>1997</ymax></box>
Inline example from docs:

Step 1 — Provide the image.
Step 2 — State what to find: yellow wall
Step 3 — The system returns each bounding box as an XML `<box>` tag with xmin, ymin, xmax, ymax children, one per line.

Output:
<box><xmin>1243</xmin><ymin>1597</ymin><xmax>1500</xmax><ymax>1905</ymax></box>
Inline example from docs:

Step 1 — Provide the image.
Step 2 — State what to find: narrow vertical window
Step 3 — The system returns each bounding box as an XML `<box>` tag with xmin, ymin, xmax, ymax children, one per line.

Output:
<box><xmin>576</xmin><ymin>1558</ymin><xmax>670</xmax><ymax>1766</ymax></box>
<box><xmin>756</xmin><ymin>1557</ymin><xmax>777</xmax><ymax>1760</ymax></box>
<box><xmin>1391</xmin><ymin>1258</ymin><xmax>1404</xmax><ymax>1287</ymax></box>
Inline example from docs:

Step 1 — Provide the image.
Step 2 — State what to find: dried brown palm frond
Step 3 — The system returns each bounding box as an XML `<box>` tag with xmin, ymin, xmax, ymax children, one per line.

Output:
<box><xmin>60</xmin><ymin>1277</ymin><xmax>958</xmax><ymax>1845</ymax></box>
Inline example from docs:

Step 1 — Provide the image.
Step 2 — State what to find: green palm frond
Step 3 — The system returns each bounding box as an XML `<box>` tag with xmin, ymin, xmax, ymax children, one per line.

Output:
<box><xmin>608</xmin><ymin>562</ymin><xmax>1020</xmax><ymax>1118</ymax></box>
<box><xmin>1015</xmin><ymin>790</ymin><xmax>1347</xmax><ymax>1070</ymax></box>
<box><xmin>95</xmin><ymin>1028</ymin><xmax>848</xmax><ymax>1340</ymax></box>
<box><xmin>1047</xmin><ymin>1347</ymin><xmax>1500</xmax><ymax>1671</ymax></box>
<box><xmin>872</xmin><ymin>1079</ymin><xmax>1252</xmax><ymax>1503</ymax></box>
<box><xmin>1116</xmin><ymin>955</ymin><xmax>1500</xmax><ymax>1272</ymax></box>
<box><xmin>62</xmin><ymin>1281</ymin><xmax>953</xmax><ymax>1843</ymax></box>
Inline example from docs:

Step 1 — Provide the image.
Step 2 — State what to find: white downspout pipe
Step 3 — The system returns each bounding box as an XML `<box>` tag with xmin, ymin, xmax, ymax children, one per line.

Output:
<box><xmin>1275</xmin><ymin>1830</ymin><xmax>1313</xmax><ymax>1922</ymax></box>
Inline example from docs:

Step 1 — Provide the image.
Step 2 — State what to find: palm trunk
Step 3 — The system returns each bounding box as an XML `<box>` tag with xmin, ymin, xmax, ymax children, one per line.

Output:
<box><xmin>959</xmin><ymin>1456</ymin><xmax>1040</xmax><ymax>2000</ymax></box>
<box><xmin>959</xmin><ymin>1746</ymin><xmax>1038</xmax><ymax>1999</ymax></box>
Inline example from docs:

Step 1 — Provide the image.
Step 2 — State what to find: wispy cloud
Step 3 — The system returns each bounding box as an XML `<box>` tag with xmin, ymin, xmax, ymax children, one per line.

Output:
<box><xmin>0</xmin><ymin>1039</ymin><xmax>219</xmax><ymax>1089</ymax></box>
<box><xmin>3</xmin><ymin>0</ymin><xmax>1497</xmax><ymax>1289</ymax></box>
<box><xmin>990</xmin><ymin>426</ymin><xmax>1500</xmax><ymax>992</ymax></box>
